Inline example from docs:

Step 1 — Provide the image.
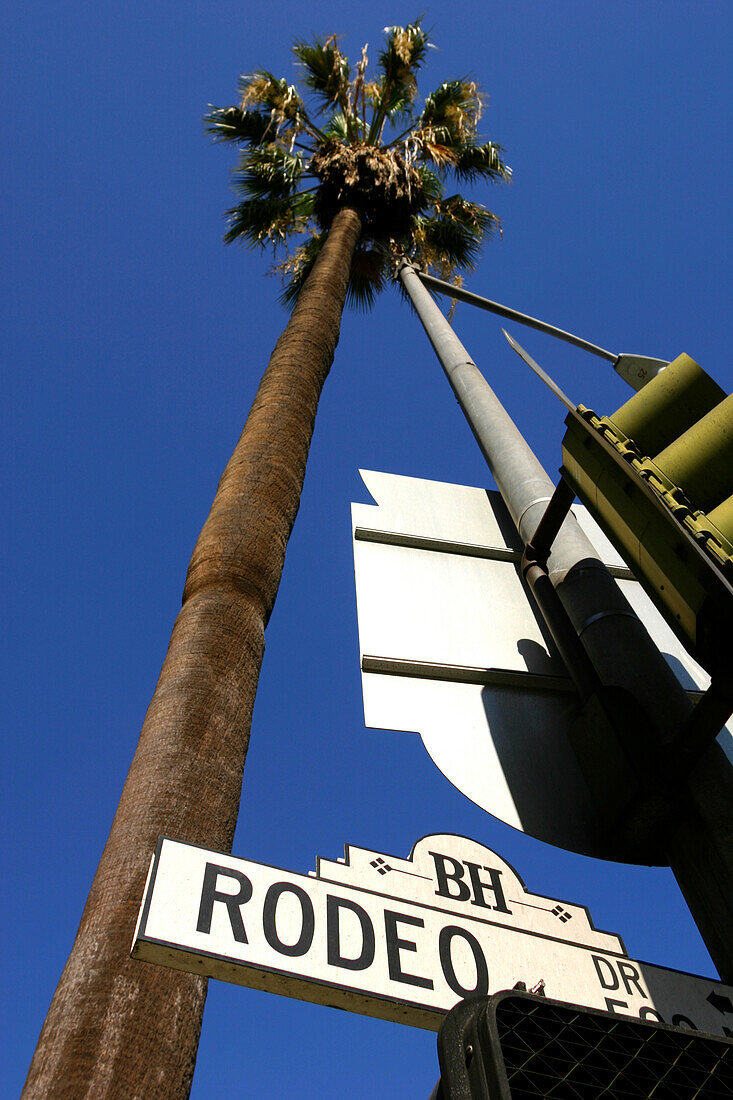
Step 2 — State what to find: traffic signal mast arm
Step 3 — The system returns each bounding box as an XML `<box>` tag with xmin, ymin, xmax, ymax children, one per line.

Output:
<box><xmin>415</xmin><ymin>268</ymin><xmax>668</xmax><ymax>392</ymax></box>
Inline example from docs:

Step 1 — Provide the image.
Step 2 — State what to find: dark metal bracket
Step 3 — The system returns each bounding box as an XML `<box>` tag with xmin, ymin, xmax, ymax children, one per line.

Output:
<box><xmin>525</xmin><ymin>477</ymin><xmax>733</xmax><ymax>779</ymax></box>
<box><xmin>520</xmin><ymin>480</ymin><xmax>602</xmax><ymax>705</ymax></box>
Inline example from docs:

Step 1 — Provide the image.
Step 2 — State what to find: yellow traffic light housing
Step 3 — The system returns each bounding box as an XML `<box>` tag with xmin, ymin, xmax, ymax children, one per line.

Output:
<box><xmin>561</xmin><ymin>354</ymin><xmax>733</xmax><ymax>674</ymax></box>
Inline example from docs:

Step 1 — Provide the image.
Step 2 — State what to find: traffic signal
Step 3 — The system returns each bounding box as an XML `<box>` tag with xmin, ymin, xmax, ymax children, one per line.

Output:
<box><xmin>430</xmin><ymin>991</ymin><xmax>733</xmax><ymax>1099</ymax></box>
<box><xmin>560</xmin><ymin>354</ymin><xmax>733</xmax><ymax>675</ymax></box>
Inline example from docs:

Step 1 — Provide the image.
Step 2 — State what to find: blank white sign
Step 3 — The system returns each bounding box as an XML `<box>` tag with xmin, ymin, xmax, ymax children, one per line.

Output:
<box><xmin>352</xmin><ymin>470</ymin><xmax>733</xmax><ymax>859</ymax></box>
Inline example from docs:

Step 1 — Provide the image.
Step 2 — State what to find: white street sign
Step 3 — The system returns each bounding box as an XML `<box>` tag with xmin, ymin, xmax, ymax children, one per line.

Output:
<box><xmin>133</xmin><ymin>833</ymin><xmax>733</xmax><ymax>1037</ymax></box>
<box><xmin>352</xmin><ymin>470</ymin><xmax>733</xmax><ymax>859</ymax></box>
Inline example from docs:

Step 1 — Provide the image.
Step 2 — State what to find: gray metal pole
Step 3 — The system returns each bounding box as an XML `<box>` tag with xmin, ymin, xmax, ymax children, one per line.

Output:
<box><xmin>399</xmin><ymin>260</ymin><xmax>733</xmax><ymax>982</ymax></box>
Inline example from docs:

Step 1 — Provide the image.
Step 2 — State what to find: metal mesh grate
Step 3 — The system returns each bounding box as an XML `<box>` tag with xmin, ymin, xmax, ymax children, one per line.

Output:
<box><xmin>494</xmin><ymin>996</ymin><xmax>733</xmax><ymax>1099</ymax></box>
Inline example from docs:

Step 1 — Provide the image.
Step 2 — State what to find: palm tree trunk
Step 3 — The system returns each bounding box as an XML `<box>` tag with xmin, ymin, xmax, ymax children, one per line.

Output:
<box><xmin>23</xmin><ymin>204</ymin><xmax>363</xmax><ymax>1099</ymax></box>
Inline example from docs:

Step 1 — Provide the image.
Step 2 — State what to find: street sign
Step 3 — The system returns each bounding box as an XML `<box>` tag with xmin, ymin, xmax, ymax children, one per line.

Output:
<box><xmin>132</xmin><ymin>833</ymin><xmax>733</xmax><ymax>1037</ymax></box>
<box><xmin>352</xmin><ymin>470</ymin><xmax>733</xmax><ymax>860</ymax></box>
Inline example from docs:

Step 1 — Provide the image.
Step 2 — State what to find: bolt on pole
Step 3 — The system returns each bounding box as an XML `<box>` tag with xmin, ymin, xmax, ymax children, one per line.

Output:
<box><xmin>398</xmin><ymin>260</ymin><xmax>733</xmax><ymax>981</ymax></box>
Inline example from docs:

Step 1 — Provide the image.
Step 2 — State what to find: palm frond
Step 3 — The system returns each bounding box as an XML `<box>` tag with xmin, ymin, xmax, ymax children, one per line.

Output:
<box><xmin>224</xmin><ymin>192</ymin><xmax>314</xmax><ymax>247</ymax></box>
<box><xmin>379</xmin><ymin>21</ymin><xmax>431</xmax><ymax>85</ymax></box>
<box><xmin>413</xmin><ymin>134</ymin><xmax>461</xmax><ymax>170</ymax></box>
<box><xmin>413</xmin><ymin>195</ymin><xmax>500</xmax><ymax>274</ymax></box>
<box><xmin>238</xmin><ymin>71</ymin><xmax>310</xmax><ymax>132</ymax></box>
<box><xmin>368</xmin><ymin>20</ymin><xmax>432</xmax><ymax>142</ymax></box>
<box><xmin>419</xmin><ymin>80</ymin><xmax>483</xmax><ymax>142</ymax></box>
<box><xmin>233</xmin><ymin>147</ymin><xmax>305</xmax><ymax>200</ymax></box>
<box><xmin>415</xmin><ymin>164</ymin><xmax>443</xmax><ymax>204</ymax></box>
<box><xmin>367</xmin><ymin>79</ymin><xmax>413</xmax><ymax>127</ymax></box>
<box><xmin>205</xmin><ymin>106</ymin><xmax>276</xmax><ymax>145</ymax></box>
<box><xmin>346</xmin><ymin>248</ymin><xmax>387</xmax><ymax>311</ymax></box>
<box><xmin>413</xmin><ymin>134</ymin><xmax>510</xmax><ymax>184</ymax></box>
<box><xmin>277</xmin><ymin>233</ymin><xmax>327</xmax><ymax>307</ymax></box>
<box><xmin>323</xmin><ymin>111</ymin><xmax>350</xmax><ymax>140</ymax></box>
<box><xmin>452</xmin><ymin>141</ymin><xmax>510</xmax><ymax>183</ymax></box>
<box><xmin>293</xmin><ymin>37</ymin><xmax>351</xmax><ymax>112</ymax></box>
<box><xmin>324</xmin><ymin>111</ymin><xmax>366</xmax><ymax>141</ymax></box>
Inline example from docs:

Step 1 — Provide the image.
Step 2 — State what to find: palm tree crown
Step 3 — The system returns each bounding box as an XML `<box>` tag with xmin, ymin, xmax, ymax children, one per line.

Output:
<box><xmin>206</xmin><ymin>20</ymin><xmax>510</xmax><ymax>308</ymax></box>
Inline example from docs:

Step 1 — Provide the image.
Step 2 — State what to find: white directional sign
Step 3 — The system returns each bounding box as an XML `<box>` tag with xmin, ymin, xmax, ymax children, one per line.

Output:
<box><xmin>133</xmin><ymin>833</ymin><xmax>733</xmax><ymax>1037</ymax></box>
<box><xmin>352</xmin><ymin>470</ymin><xmax>733</xmax><ymax>859</ymax></box>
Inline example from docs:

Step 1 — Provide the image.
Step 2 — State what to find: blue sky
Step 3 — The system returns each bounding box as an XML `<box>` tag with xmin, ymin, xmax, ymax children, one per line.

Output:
<box><xmin>4</xmin><ymin>1</ymin><xmax>732</xmax><ymax>1095</ymax></box>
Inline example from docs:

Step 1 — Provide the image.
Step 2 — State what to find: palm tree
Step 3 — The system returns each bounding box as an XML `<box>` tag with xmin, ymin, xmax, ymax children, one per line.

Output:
<box><xmin>23</xmin><ymin>22</ymin><xmax>509</xmax><ymax>1098</ymax></box>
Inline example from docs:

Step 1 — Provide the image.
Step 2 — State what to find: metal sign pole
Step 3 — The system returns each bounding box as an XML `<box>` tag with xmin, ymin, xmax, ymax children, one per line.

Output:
<box><xmin>398</xmin><ymin>261</ymin><xmax>733</xmax><ymax>983</ymax></box>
